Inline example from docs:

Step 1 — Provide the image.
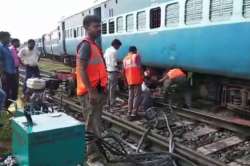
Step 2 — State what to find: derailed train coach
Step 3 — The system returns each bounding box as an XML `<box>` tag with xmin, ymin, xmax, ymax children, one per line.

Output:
<box><xmin>42</xmin><ymin>0</ymin><xmax>250</xmax><ymax>110</ymax></box>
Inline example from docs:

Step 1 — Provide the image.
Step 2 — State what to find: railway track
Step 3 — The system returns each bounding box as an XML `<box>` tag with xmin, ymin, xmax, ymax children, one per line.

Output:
<box><xmin>55</xmin><ymin>94</ymin><xmax>250</xmax><ymax>166</ymax></box>
<box><xmin>18</xmin><ymin>69</ymin><xmax>250</xmax><ymax>166</ymax></box>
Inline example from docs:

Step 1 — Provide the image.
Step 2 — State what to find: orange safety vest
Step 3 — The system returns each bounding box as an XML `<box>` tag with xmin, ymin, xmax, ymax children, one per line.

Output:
<box><xmin>123</xmin><ymin>53</ymin><xmax>144</xmax><ymax>85</ymax></box>
<box><xmin>167</xmin><ymin>68</ymin><xmax>186</xmax><ymax>80</ymax></box>
<box><xmin>76</xmin><ymin>37</ymin><xmax>108</xmax><ymax>96</ymax></box>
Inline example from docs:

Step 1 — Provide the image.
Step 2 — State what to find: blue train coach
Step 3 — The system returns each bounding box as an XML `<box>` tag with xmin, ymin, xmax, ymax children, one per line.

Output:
<box><xmin>42</xmin><ymin>0</ymin><xmax>250</xmax><ymax>110</ymax></box>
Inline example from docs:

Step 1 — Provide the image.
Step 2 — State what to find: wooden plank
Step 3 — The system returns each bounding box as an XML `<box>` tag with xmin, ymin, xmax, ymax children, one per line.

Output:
<box><xmin>228</xmin><ymin>155</ymin><xmax>250</xmax><ymax>166</ymax></box>
<box><xmin>197</xmin><ymin>136</ymin><xmax>244</xmax><ymax>155</ymax></box>
<box><xmin>228</xmin><ymin>162</ymin><xmax>242</xmax><ymax>166</ymax></box>
<box><xmin>184</xmin><ymin>126</ymin><xmax>217</xmax><ymax>140</ymax></box>
<box><xmin>174</xmin><ymin>120</ymin><xmax>194</xmax><ymax>127</ymax></box>
<box><xmin>236</xmin><ymin>154</ymin><xmax>250</xmax><ymax>165</ymax></box>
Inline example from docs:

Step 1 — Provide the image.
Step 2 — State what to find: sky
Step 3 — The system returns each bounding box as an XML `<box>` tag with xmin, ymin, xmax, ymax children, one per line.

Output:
<box><xmin>0</xmin><ymin>0</ymin><xmax>95</xmax><ymax>42</ymax></box>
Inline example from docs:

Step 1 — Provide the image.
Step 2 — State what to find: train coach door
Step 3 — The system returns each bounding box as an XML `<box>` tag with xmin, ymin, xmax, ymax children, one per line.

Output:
<box><xmin>61</xmin><ymin>21</ymin><xmax>67</xmax><ymax>55</ymax></box>
<box><xmin>94</xmin><ymin>7</ymin><xmax>102</xmax><ymax>47</ymax></box>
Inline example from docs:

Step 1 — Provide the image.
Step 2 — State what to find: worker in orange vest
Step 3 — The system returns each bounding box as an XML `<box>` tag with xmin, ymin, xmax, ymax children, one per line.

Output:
<box><xmin>123</xmin><ymin>46</ymin><xmax>144</xmax><ymax>120</ymax></box>
<box><xmin>76</xmin><ymin>15</ymin><xmax>107</xmax><ymax>166</ymax></box>
<box><xmin>159</xmin><ymin>68</ymin><xmax>191</xmax><ymax>108</ymax></box>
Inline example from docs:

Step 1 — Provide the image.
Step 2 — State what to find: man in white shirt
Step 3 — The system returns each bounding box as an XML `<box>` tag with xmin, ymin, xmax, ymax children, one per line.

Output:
<box><xmin>104</xmin><ymin>39</ymin><xmax>122</xmax><ymax>107</ymax></box>
<box><xmin>18</xmin><ymin>39</ymin><xmax>40</xmax><ymax>94</ymax></box>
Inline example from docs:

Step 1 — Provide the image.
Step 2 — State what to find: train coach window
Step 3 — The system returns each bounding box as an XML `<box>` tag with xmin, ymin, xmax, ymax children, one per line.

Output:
<box><xmin>79</xmin><ymin>27</ymin><xmax>82</xmax><ymax>36</ymax></box>
<box><xmin>137</xmin><ymin>11</ymin><xmax>146</xmax><ymax>31</ymax></box>
<box><xmin>117</xmin><ymin>16</ymin><xmax>124</xmax><ymax>33</ymax></box>
<box><xmin>102</xmin><ymin>23</ymin><xmax>107</xmax><ymax>34</ymax></box>
<box><xmin>76</xmin><ymin>28</ymin><xmax>80</xmax><ymax>37</ymax></box>
<box><xmin>81</xmin><ymin>26</ymin><xmax>84</xmax><ymax>36</ymax></box>
<box><xmin>67</xmin><ymin>30</ymin><xmax>70</xmax><ymax>38</ymax></box>
<box><xmin>68</xmin><ymin>30</ymin><xmax>71</xmax><ymax>38</ymax></box>
<box><xmin>70</xmin><ymin>29</ymin><xmax>73</xmax><ymax>38</ymax></box>
<box><xmin>73</xmin><ymin>29</ymin><xmax>77</xmax><ymax>38</ymax></box>
<box><xmin>185</xmin><ymin>0</ymin><xmax>203</xmax><ymax>25</ymax></box>
<box><xmin>243</xmin><ymin>0</ymin><xmax>250</xmax><ymax>18</ymax></box>
<box><xmin>126</xmin><ymin>14</ymin><xmax>134</xmax><ymax>32</ymax></box>
<box><xmin>210</xmin><ymin>0</ymin><xmax>233</xmax><ymax>21</ymax></box>
<box><xmin>150</xmin><ymin>7</ymin><xmax>161</xmax><ymax>29</ymax></box>
<box><xmin>109</xmin><ymin>20</ymin><xmax>115</xmax><ymax>34</ymax></box>
<box><xmin>109</xmin><ymin>9</ymin><xmax>114</xmax><ymax>17</ymax></box>
<box><xmin>65</xmin><ymin>30</ymin><xmax>67</xmax><ymax>38</ymax></box>
<box><xmin>166</xmin><ymin>3</ymin><xmax>180</xmax><ymax>27</ymax></box>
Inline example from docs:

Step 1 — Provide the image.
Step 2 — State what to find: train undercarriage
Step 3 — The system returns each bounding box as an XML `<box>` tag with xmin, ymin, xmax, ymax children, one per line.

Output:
<box><xmin>192</xmin><ymin>73</ymin><xmax>250</xmax><ymax>115</ymax></box>
<box><xmin>45</xmin><ymin>55</ymin><xmax>250</xmax><ymax>117</ymax></box>
<box><xmin>15</xmin><ymin>57</ymin><xmax>250</xmax><ymax>165</ymax></box>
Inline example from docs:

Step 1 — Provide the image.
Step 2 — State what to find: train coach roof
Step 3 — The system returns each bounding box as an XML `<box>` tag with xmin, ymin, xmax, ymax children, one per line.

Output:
<box><xmin>61</xmin><ymin>0</ymin><xmax>109</xmax><ymax>21</ymax></box>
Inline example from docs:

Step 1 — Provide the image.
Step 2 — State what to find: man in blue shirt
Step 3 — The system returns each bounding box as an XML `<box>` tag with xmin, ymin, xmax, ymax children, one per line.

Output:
<box><xmin>0</xmin><ymin>31</ymin><xmax>18</xmax><ymax>108</ymax></box>
<box><xmin>0</xmin><ymin>86</ymin><xmax>6</xmax><ymax>127</ymax></box>
<box><xmin>0</xmin><ymin>88</ymin><xmax>6</xmax><ymax>111</ymax></box>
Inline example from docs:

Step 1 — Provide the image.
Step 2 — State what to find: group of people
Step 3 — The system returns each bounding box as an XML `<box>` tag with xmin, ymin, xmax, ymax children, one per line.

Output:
<box><xmin>0</xmin><ymin>31</ymin><xmax>40</xmax><ymax>115</ymax></box>
<box><xmin>0</xmin><ymin>14</ymin><xmax>191</xmax><ymax>166</ymax></box>
<box><xmin>76</xmin><ymin>15</ymin><xmax>192</xmax><ymax>166</ymax></box>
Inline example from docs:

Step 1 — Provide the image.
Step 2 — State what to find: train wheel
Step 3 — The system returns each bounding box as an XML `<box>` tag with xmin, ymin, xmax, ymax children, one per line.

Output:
<box><xmin>65</xmin><ymin>79</ymin><xmax>76</xmax><ymax>97</ymax></box>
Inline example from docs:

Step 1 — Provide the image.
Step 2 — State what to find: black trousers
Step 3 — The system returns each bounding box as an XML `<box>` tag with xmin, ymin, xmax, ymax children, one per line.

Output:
<box><xmin>1</xmin><ymin>72</ymin><xmax>19</xmax><ymax>107</ymax></box>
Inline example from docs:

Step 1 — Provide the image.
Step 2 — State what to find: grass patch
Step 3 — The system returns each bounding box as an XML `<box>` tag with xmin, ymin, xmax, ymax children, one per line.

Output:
<box><xmin>0</xmin><ymin>88</ymin><xmax>23</xmax><ymax>155</ymax></box>
<box><xmin>39</xmin><ymin>58</ymin><xmax>71</xmax><ymax>73</ymax></box>
<box><xmin>0</xmin><ymin>112</ymin><xmax>12</xmax><ymax>154</ymax></box>
<box><xmin>0</xmin><ymin>112</ymin><xmax>12</xmax><ymax>141</ymax></box>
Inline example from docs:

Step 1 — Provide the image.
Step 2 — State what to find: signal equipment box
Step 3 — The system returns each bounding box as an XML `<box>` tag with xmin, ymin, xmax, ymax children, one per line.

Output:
<box><xmin>12</xmin><ymin>112</ymin><xmax>85</xmax><ymax>166</ymax></box>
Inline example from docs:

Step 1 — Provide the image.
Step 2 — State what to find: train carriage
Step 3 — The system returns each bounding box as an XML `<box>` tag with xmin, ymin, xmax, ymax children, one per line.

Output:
<box><xmin>41</xmin><ymin>0</ymin><xmax>250</xmax><ymax>111</ymax></box>
<box><xmin>43</xmin><ymin>33</ymin><xmax>53</xmax><ymax>56</ymax></box>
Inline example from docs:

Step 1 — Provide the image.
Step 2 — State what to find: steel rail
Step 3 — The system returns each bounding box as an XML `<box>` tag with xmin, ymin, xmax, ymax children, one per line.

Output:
<box><xmin>20</xmin><ymin>69</ymin><xmax>250</xmax><ymax>136</ymax></box>
<box><xmin>177</xmin><ymin>108</ymin><xmax>250</xmax><ymax>137</ymax></box>
<box><xmin>155</xmin><ymin>102</ymin><xmax>250</xmax><ymax>137</ymax></box>
<box><xmin>19</xmin><ymin>70</ymin><xmax>248</xmax><ymax>165</ymax></box>
<box><xmin>54</xmin><ymin>96</ymin><xmax>226</xmax><ymax>166</ymax></box>
<box><xmin>18</xmin><ymin>73</ymin><xmax>226</xmax><ymax>166</ymax></box>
